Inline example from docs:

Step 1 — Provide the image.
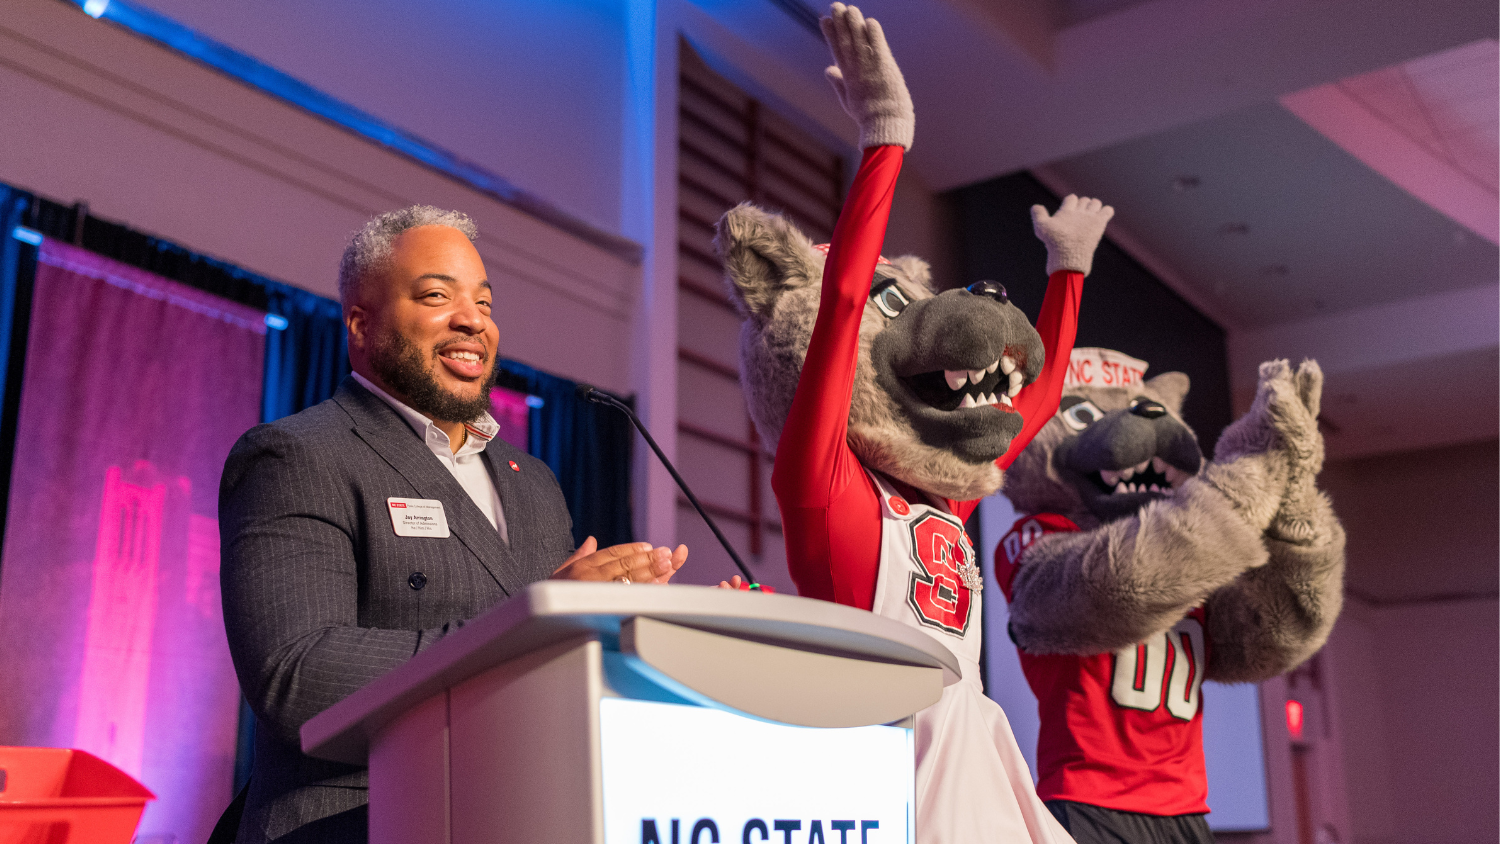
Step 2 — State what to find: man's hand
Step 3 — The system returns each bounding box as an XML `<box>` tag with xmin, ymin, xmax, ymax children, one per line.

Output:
<box><xmin>822</xmin><ymin>3</ymin><xmax>914</xmax><ymax>150</ymax></box>
<box><xmin>551</xmin><ymin>537</ymin><xmax>688</xmax><ymax>584</ymax></box>
<box><xmin>716</xmin><ymin>575</ymin><xmax>775</xmax><ymax>592</ymax></box>
<box><xmin>1031</xmin><ymin>195</ymin><xmax>1114</xmax><ymax>277</ymax></box>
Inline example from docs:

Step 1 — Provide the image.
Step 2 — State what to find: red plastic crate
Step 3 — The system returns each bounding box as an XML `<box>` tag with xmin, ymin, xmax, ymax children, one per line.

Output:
<box><xmin>0</xmin><ymin>747</ymin><xmax>154</xmax><ymax>844</ymax></box>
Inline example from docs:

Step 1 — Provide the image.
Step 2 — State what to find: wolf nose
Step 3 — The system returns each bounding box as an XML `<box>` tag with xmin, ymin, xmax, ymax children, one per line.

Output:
<box><xmin>1130</xmin><ymin>399</ymin><xmax>1167</xmax><ymax>419</ymax></box>
<box><xmin>966</xmin><ymin>280</ymin><xmax>1008</xmax><ymax>304</ymax></box>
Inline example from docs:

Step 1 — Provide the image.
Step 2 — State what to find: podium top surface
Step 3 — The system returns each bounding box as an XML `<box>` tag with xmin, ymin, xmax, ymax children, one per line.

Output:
<box><xmin>301</xmin><ymin>581</ymin><xmax>960</xmax><ymax>764</ymax></box>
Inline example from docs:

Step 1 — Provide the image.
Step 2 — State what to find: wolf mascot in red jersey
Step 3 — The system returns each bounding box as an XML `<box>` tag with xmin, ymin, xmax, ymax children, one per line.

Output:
<box><xmin>714</xmin><ymin>5</ymin><xmax>1112</xmax><ymax>842</ymax></box>
<box><xmin>995</xmin><ymin>348</ymin><xmax>1346</xmax><ymax>844</ymax></box>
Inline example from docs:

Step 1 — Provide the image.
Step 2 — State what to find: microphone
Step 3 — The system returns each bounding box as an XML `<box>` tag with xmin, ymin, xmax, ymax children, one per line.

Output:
<box><xmin>576</xmin><ymin>384</ymin><xmax>762</xmax><ymax>589</ymax></box>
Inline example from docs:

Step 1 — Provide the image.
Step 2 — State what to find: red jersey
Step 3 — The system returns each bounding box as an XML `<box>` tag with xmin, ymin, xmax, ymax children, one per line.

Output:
<box><xmin>995</xmin><ymin>514</ymin><xmax>1211</xmax><ymax>817</ymax></box>
<box><xmin>773</xmin><ymin>144</ymin><xmax>1084</xmax><ymax>612</ymax></box>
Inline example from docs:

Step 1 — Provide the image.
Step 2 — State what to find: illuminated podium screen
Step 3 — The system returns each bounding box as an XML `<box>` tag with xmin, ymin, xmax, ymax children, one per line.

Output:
<box><xmin>600</xmin><ymin>698</ymin><xmax>915</xmax><ymax>843</ymax></box>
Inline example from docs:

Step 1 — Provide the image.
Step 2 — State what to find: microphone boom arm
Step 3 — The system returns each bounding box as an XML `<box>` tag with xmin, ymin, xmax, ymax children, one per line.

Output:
<box><xmin>577</xmin><ymin>385</ymin><xmax>761</xmax><ymax>588</ymax></box>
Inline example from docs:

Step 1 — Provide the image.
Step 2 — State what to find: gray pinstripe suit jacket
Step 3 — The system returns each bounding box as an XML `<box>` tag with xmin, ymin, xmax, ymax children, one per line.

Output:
<box><xmin>220</xmin><ymin>376</ymin><xmax>576</xmax><ymax>843</ymax></box>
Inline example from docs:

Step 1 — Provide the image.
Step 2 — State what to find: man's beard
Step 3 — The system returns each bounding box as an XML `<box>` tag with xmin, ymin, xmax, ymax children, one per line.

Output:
<box><xmin>368</xmin><ymin>329</ymin><xmax>496</xmax><ymax>424</ymax></box>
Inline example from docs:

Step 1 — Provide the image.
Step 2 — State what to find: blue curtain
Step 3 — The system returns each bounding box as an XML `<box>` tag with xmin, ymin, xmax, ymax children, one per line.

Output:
<box><xmin>0</xmin><ymin>188</ymin><xmax>38</xmax><ymax>536</ymax></box>
<box><xmin>262</xmin><ymin>281</ymin><xmax>350</xmax><ymax>423</ymax></box>
<box><xmin>498</xmin><ymin>359</ymin><xmax>634</xmax><ymax>549</ymax></box>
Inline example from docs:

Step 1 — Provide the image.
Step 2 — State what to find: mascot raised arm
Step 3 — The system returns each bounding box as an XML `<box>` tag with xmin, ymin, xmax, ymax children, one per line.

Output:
<box><xmin>715</xmin><ymin>5</ymin><xmax>1110</xmax><ymax>842</ymax></box>
<box><xmin>995</xmin><ymin>349</ymin><xmax>1346</xmax><ymax>844</ymax></box>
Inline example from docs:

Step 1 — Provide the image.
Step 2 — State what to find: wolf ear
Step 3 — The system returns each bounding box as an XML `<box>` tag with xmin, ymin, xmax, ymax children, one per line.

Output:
<box><xmin>714</xmin><ymin>203</ymin><xmax>825</xmax><ymax>319</ymax></box>
<box><xmin>887</xmin><ymin>255</ymin><xmax>934</xmax><ymax>293</ymax></box>
<box><xmin>1146</xmin><ymin>371</ymin><xmax>1190</xmax><ymax>414</ymax></box>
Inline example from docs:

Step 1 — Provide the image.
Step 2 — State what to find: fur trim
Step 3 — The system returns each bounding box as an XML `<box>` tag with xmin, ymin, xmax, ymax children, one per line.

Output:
<box><xmin>1008</xmin><ymin>477</ymin><xmax>1269</xmax><ymax>654</ymax></box>
<box><xmin>887</xmin><ymin>255</ymin><xmax>934</xmax><ymax>292</ymax></box>
<box><xmin>1207</xmin><ymin>491</ymin><xmax>1346</xmax><ymax>682</ymax></box>
<box><xmin>1146</xmin><ymin>372</ymin><xmax>1189</xmax><ymax>415</ymax></box>
<box><xmin>714</xmin><ymin>203</ymin><xmax>825</xmax><ymax>321</ymax></box>
<box><xmin>1002</xmin><ymin>419</ymin><xmax>1093</xmax><ymax>525</ymax></box>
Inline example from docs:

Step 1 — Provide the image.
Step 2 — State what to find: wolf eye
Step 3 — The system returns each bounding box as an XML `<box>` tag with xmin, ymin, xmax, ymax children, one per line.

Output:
<box><xmin>1059</xmin><ymin>399</ymin><xmax>1104</xmax><ymax>431</ymax></box>
<box><xmin>870</xmin><ymin>277</ymin><xmax>910</xmax><ymax>318</ymax></box>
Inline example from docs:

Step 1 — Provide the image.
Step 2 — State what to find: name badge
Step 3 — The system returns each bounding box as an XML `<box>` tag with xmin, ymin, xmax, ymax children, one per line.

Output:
<box><xmin>388</xmin><ymin>497</ymin><xmax>450</xmax><ymax>538</ymax></box>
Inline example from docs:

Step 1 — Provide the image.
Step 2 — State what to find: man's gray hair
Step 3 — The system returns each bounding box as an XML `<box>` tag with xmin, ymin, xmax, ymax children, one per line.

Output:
<box><xmin>337</xmin><ymin>205</ymin><xmax>479</xmax><ymax>311</ymax></box>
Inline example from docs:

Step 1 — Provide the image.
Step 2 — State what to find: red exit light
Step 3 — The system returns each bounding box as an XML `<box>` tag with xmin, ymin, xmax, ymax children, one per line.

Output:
<box><xmin>1286</xmin><ymin>699</ymin><xmax>1305</xmax><ymax>740</ymax></box>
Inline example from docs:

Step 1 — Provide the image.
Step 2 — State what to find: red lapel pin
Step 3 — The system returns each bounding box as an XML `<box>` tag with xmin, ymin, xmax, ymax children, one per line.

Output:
<box><xmin>508</xmin><ymin>460</ymin><xmax>520</xmax><ymax>472</ymax></box>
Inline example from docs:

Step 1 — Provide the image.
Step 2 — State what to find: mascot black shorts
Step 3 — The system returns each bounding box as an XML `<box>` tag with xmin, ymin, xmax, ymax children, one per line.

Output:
<box><xmin>1045</xmin><ymin>800</ymin><xmax>1213</xmax><ymax>844</ymax></box>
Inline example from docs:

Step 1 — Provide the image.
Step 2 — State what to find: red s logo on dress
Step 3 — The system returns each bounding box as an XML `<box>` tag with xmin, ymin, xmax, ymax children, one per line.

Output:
<box><xmin>905</xmin><ymin>513</ymin><xmax>974</xmax><ymax>636</ymax></box>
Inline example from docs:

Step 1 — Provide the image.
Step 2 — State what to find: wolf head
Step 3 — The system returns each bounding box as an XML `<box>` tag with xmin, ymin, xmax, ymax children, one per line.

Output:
<box><xmin>1003</xmin><ymin>350</ymin><xmax>1204</xmax><ymax>527</ymax></box>
<box><xmin>714</xmin><ymin>203</ymin><xmax>1045</xmax><ymax>501</ymax></box>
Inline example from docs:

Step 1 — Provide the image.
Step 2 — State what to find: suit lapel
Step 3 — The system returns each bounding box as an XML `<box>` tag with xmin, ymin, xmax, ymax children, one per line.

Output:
<box><xmin>484</xmin><ymin>447</ymin><xmax>534</xmax><ymax>559</ymax></box>
<box><xmin>333</xmin><ymin>378</ymin><xmax>524</xmax><ymax>596</ymax></box>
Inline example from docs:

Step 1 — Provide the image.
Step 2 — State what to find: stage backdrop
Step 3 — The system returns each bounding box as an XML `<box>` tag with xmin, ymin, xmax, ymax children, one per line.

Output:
<box><xmin>0</xmin><ymin>239</ymin><xmax>265</xmax><ymax>844</ymax></box>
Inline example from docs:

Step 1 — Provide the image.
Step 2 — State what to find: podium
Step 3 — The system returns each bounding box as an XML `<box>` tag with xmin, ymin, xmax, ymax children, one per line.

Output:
<box><xmin>302</xmin><ymin>581</ymin><xmax>959</xmax><ymax>844</ymax></box>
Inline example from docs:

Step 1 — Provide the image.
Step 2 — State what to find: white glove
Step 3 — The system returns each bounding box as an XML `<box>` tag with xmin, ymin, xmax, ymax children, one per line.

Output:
<box><xmin>1030</xmin><ymin>195</ymin><xmax>1115</xmax><ymax>277</ymax></box>
<box><xmin>821</xmin><ymin>3</ymin><xmax>914</xmax><ymax>150</ymax></box>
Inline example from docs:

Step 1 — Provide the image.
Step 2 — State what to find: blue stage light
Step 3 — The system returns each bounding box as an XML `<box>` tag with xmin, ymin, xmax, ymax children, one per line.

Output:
<box><xmin>10</xmin><ymin>227</ymin><xmax>43</xmax><ymax>246</ymax></box>
<box><xmin>82</xmin><ymin>0</ymin><xmax>109</xmax><ymax>18</ymax></box>
<box><xmin>263</xmin><ymin>313</ymin><xmax>290</xmax><ymax>331</ymax></box>
<box><xmin>525</xmin><ymin>395</ymin><xmax>545</xmax><ymax>409</ymax></box>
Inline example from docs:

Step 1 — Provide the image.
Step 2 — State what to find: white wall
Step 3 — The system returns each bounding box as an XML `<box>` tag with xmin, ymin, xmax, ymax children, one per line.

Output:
<box><xmin>1317</xmin><ymin>439</ymin><xmax>1500</xmax><ymax>844</ymax></box>
<box><xmin>136</xmin><ymin>0</ymin><xmax>632</xmax><ymax>236</ymax></box>
<box><xmin>0</xmin><ymin>0</ymin><xmax>639</xmax><ymax>394</ymax></box>
<box><xmin>1327</xmin><ymin>595</ymin><xmax>1499</xmax><ymax>844</ymax></box>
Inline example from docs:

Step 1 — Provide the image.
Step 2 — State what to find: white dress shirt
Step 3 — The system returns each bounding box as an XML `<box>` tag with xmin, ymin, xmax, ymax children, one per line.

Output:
<box><xmin>352</xmin><ymin>372</ymin><xmax>509</xmax><ymax>543</ymax></box>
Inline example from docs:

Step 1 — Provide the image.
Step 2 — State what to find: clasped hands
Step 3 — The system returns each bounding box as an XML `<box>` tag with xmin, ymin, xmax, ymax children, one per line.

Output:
<box><xmin>551</xmin><ymin>536</ymin><xmax>688</xmax><ymax>584</ymax></box>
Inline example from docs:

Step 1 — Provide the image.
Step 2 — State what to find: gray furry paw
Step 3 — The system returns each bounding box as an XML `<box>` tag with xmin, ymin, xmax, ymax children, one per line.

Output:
<box><xmin>821</xmin><ymin>3</ymin><xmax>914</xmax><ymax>150</ymax></box>
<box><xmin>1202</xmin><ymin>359</ymin><xmax>1316</xmax><ymax>533</ymax></box>
<box><xmin>1031</xmin><ymin>195</ymin><xmax>1115</xmax><ymax>276</ymax></box>
<box><xmin>1267</xmin><ymin>360</ymin><xmax>1331</xmax><ymax>544</ymax></box>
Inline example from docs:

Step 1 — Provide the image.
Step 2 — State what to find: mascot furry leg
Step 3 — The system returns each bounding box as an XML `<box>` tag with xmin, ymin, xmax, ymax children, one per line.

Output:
<box><xmin>996</xmin><ymin>350</ymin><xmax>1346</xmax><ymax>844</ymax></box>
<box><xmin>716</xmin><ymin>5</ymin><xmax>1115</xmax><ymax>842</ymax></box>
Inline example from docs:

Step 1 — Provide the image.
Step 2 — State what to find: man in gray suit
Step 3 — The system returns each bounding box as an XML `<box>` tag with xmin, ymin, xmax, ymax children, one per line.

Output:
<box><xmin>220</xmin><ymin>206</ymin><xmax>687</xmax><ymax>843</ymax></box>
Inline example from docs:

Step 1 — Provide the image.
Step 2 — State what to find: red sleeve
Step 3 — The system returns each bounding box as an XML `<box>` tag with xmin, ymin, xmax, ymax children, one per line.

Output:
<box><xmin>996</xmin><ymin>269</ymin><xmax>1084</xmax><ymax>470</ymax></box>
<box><xmin>771</xmin><ymin>145</ymin><xmax>904</xmax><ymax>610</ymax></box>
<box><xmin>994</xmin><ymin>513</ymin><xmax>1080</xmax><ymax>601</ymax></box>
<box><xmin>947</xmin><ymin>268</ymin><xmax>1084</xmax><ymax>523</ymax></box>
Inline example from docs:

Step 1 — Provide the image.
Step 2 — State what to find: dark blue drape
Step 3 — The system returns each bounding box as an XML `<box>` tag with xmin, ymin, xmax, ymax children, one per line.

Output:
<box><xmin>498</xmin><ymin>359</ymin><xmax>634</xmax><ymax>550</ymax></box>
<box><xmin>0</xmin><ymin>188</ymin><xmax>39</xmax><ymax>537</ymax></box>
<box><xmin>261</xmin><ymin>282</ymin><xmax>350</xmax><ymax>423</ymax></box>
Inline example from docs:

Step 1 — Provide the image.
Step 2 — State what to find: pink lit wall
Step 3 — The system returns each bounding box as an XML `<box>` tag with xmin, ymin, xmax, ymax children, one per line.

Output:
<box><xmin>0</xmin><ymin>240</ymin><xmax>265</xmax><ymax>844</ymax></box>
<box><xmin>490</xmin><ymin>386</ymin><xmax>532</xmax><ymax>451</ymax></box>
<box><xmin>1319</xmin><ymin>439</ymin><xmax>1499</xmax><ymax>844</ymax></box>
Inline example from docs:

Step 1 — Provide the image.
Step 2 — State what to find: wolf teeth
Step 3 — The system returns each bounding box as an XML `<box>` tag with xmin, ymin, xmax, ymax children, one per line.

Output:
<box><xmin>1007</xmin><ymin>371</ymin><xmax>1023</xmax><ymax>397</ymax></box>
<box><xmin>986</xmin><ymin>360</ymin><xmax>999</xmax><ymax>374</ymax></box>
<box><xmin>959</xmin><ymin>393</ymin><xmax>977</xmax><ymax>409</ymax></box>
<box><xmin>999</xmin><ymin>393</ymin><xmax>1012</xmax><ymax>407</ymax></box>
<box><xmin>969</xmin><ymin>368</ymin><xmax>987</xmax><ymax>385</ymax></box>
<box><xmin>1000</xmin><ymin>356</ymin><xmax>1017</xmax><ymax>375</ymax></box>
<box><xmin>945</xmin><ymin>370</ymin><xmax>968</xmax><ymax>390</ymax></box>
